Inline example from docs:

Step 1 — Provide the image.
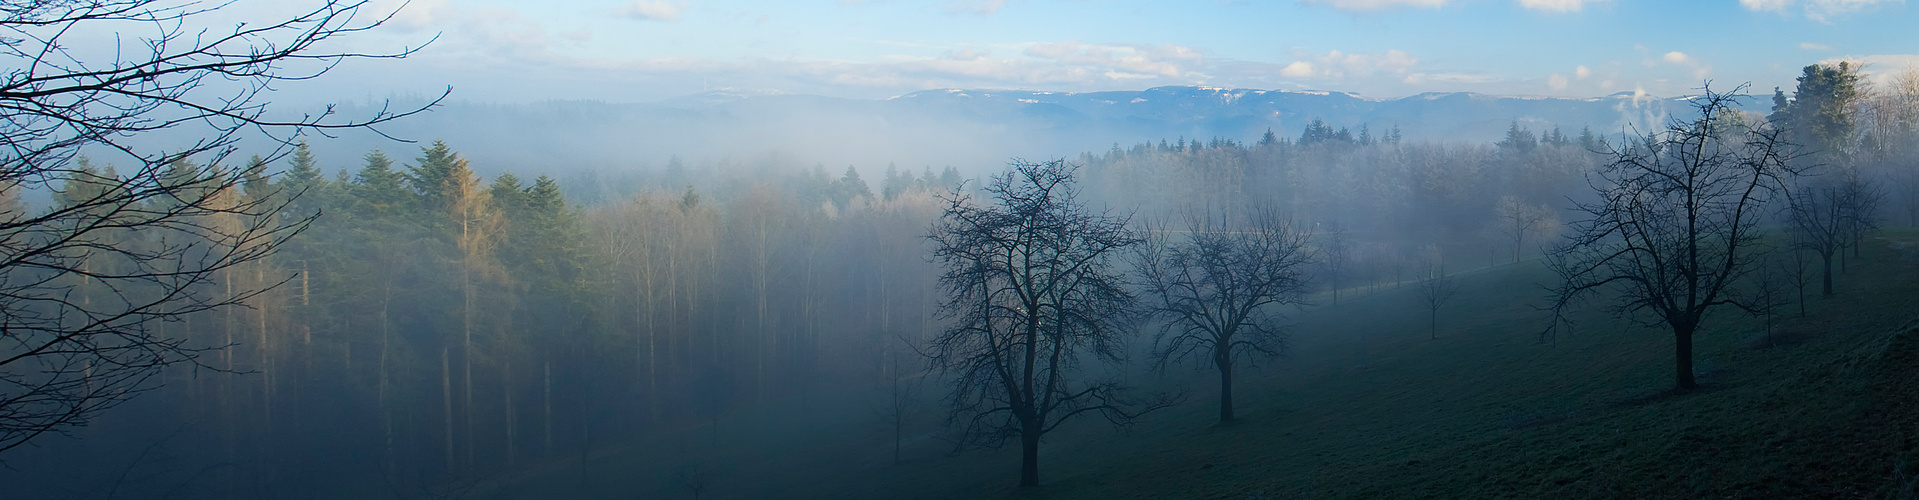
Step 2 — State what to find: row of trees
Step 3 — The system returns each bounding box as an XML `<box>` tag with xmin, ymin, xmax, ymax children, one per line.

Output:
<box><xmin>930</xmin><ymin>67</ymin><xmax>1919</xmax><ymax>485</ymax></box>
<box><xmin>1546</xmin><ymin>66</ymin><xmax>1911</xmax><ymax>392</ymax></box>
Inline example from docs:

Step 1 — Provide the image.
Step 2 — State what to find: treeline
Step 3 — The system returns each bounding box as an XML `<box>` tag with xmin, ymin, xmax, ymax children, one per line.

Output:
<box><xmin>73</xmin><ymin>141</ymin><xmax>964</xmax><ymax>496</ymax></box>
<box><xmin>1075</xmin><ymin>121</ymin><xmax>1599</xmax><ymax>296</ymax></box>
<box><xmin>28</xmin><ymin>64</ymin><xmax>1919</xmax><ymax>498</ymax></box>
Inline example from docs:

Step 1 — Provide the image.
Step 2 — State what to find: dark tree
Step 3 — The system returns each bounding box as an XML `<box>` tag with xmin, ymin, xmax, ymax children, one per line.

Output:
<box><xmin>1134</xmin><ymin>207</ymin><xmax>1313</xmax><ymax>423</ymax></box>
<box><xmin>1322</xmin><ymin>221</ymin><xmax>1350</xmax><ymax>304</ymax></box>
<box><xmin>1770</xmin><ymin>62</ymin><xmax>1863</xmax><ymax>162</ymax></box>
<box><xmin>1785</xmin><ymin>167</ymin><xmax>1883</xmax><ymax>296</ymax></box>
<box><xmin>1749</xmin><ymin>255</ymin><xmax>1789</xmax><ymax>346</ymax></box>
<box><xmin>0</xmin><ymin>0</ymin><xmax>438</xmax><ymax>453</ymax></box>
<box><xmin>1786</xmin><ymin>177</ymin><xmax>1852</xmax><ymax>296</ymax></box>
<box><xmin>925</xmin><ymin>159</ymin><xmax>1172</xmax><ymax>487</ymax></box>
<box><xmin>1779</xmin><ymin>233</ymin><xmax>1813</xmax><ymax>318</ymax></box>
<box><xmin>1544</xmin><ymin>84</ymin><xmax>1802</xmax><ymax>390</ymax></box>
<box><xmin>1414</xmin><ymin>247</ymin><xmax>1461</xmax><ymax>340</ymax></box>
<box><xmin>871</xmin><ymin>346</ymin><xmax>922</xmax><ymax>465</ymax></box>
<box><xmin>1494</xmin><ymin>195</ymin><xmax>1555</xmax><ymax>264</ymax></box>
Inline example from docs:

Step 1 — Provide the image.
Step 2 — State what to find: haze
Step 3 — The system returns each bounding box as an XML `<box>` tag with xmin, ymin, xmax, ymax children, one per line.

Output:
<box><xmin>1</xmin><ymin>1</ymin><xmax>1916</xmax><ymax>499</ymax></box>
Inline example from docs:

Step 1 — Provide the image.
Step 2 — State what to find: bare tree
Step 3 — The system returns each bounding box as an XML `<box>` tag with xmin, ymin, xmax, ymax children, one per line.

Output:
<box><xmin>1544</xmin><ymin>84</ymin><xmax>1803</xmax><ymax>390</ymax></box>
<box><xmin>870</xmin><ymin>342</ymin><xmax>922</xmax><ymax>465</ymax></box>
<box><xmin>0</xmin><ymin>1</ymin><xmax>439</xmax><ymax>453</ymax></box>
<box><xmin>1493</xmin><ymin>195</ymin><xmax>1558</xmax><ymax>264</ymax></box>
<box><xmin>1839</xmin><ymin>172</ymin><xmax>1884</xmax><ymax>260</ymax></box>
<box><xmin>1779</xmin><ymin>234</ymin><xmax>1813</xmax><ymax>318</ymax></box>
<box><xmin>1321</xmin><ymin>221</ymin><xmax>1350</xmax><ymax>304</ymax></box>
<box><xmin>924</xmin><ymin>159</ymin><xmax>1174</xmax><ymax>487</ymax></box>
<box><xmin>1414</xmin><ymin>246</ymin><xmax>1461</xmax><ymax>340</ymax></box>
<box><xmin>1748</xmin><ymin>255</ymin><xmax>1789</xmax><ymax>346</ymax></box>
<box><xmin>1134</xmin><ymin>207</ymin><xmax>1313</xmax><ymax>423</ymax></box>
<box><xmin>1786</xmin><ymin>169</ymin><xmax>1882</xmax><ymax>295</ymax></box>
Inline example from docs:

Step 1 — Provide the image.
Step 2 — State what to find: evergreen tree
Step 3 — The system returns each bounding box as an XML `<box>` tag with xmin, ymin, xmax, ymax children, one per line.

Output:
<box><xmin>490</xmin><ymin>172</ymin><xmax>531</xmax><ymax>223</ymax></box>
<box><xmin>1774</xmin><ymin>62</ymin><xmax>1863</xmax><ymax>161</ymax></box>
<box><xmin>408</xmin><ymin>140</ymin><xmax>464</xmax><ymax>210</ymax></box>
<box><xmin>286</xmin><ymin>141</ymin><xmax>324</xmax><ymax>193</ymax></box>
<box><xmin>1496</xmin><ymin>121</ymin><xmax>1538</xmax><ymax>154</ymax></box>
<box><xmin>353</xmin><ymin>150</ymin><xmax>411</xmax><ymax>218</ymax></box>
<box><xmin>829</xmin><ymin>166</ymin><xmax>872</xmax><ymax>208</ymax></box>
<box><xmin>1578</xmin><ymin>125</ymin><xmax>1600</xmax><ymax>151</ymax></box>
<box><xmin>1258</xmin><ymin>128</ymin><xmax>1280</xmax><ymax>147</ymax></box>
<box><xmin>939</xmin><ymin>166</ymin><xmax>963</xmax><ymax>191</ymax></box>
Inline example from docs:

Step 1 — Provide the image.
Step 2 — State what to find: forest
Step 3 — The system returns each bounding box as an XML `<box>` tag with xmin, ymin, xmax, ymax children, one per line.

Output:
<box><xmin>4</xmin><ymin>1</ymin><xmax>1919</xmax><ymax>498</ymax></box>
<box><xmin>9</xmin><ymin>63</ymin><xmax>1917</xmax><ymax>497</ymax></box>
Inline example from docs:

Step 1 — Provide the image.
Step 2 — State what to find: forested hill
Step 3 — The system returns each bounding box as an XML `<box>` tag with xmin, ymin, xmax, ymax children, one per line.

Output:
<box><xmin>284</xmin><ymin>86</ymin><xmax>1711</xmax><ymax>181</ymax></box>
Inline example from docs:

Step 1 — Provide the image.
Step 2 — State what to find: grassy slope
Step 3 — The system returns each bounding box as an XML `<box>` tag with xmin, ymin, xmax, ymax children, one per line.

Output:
<box><xmin>490</xmin><ymin>230</ymin><xmax>1919</xmax><ymax>499</ymax></box>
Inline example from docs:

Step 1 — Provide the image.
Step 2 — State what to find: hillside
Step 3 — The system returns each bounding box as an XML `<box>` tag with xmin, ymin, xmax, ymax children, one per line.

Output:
<box><xmin>485</xmin><ymin>230</ymin><xmax>1919</xmax><ymax>499</ymax></box>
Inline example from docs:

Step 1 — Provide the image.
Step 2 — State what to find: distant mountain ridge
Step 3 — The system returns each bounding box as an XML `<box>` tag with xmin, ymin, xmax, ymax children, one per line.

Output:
<box><xmin>252</xmin><ymin>85</ymin><xmax>1744</xmax><ymax>183</ymax></box>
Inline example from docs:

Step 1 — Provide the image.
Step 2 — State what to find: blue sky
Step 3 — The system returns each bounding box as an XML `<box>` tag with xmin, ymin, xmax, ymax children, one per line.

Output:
<box><xmin>315</xmin><ymin>0</ymin><xmax>1916</xmax><ymax>103</ymax></box>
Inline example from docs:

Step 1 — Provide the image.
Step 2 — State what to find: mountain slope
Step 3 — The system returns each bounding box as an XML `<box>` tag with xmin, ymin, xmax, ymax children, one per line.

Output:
<box><xmin>482</xmin><ymin>231</ymin><xmax>1919</xmax><ymax>499</ymax></box>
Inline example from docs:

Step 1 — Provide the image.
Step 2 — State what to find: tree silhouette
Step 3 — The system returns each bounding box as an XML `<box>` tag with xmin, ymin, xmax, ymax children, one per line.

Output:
<box><xmin>1544</xmin><ymin>83</ymin><xmax>1803</xmax><ymax>390</ymax></box>
<box><xmin>1135</xmin><ymin>207</ymin><xmax>1313</xmax><ymax>423</ymax></box>
<box><xmin>924</xmin><ymin>159</ymin><xmax>1174</xmax><ymax>487</ymax></box>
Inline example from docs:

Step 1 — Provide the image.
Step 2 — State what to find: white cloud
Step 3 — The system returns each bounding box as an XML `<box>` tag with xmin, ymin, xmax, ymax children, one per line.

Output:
<box><xmin>1800</xmin><ymin>42</ymin><xmax>1833</xmax><ymax>50</ymax></box>
<box><xmin>1279</xmin><ymin>49</ymin><xmax>1418</xmax><ymax>80</ymax></box>
<box><xmin>1739</xmin><ymin>0</ymin><xmax>1793</xmax><ymax>10</ymax></box>
<box><xmin>1818</xmin><ymin>54</ymin><xmax>1919</xmax><ymax>85</ymax></box>
<box><xmin>621</xmin><ymin>1</ymin><xmax>686</xmax><ymax>21</ymax></box>
<box><xmin>1023</xmin><ymin>42</ymin><xmax>1205</xmax><ymax>78</ymax></box>
<box><xmin>1548</xmin><ymin>73</ymin><xmax>1569</xmax><ymax>91</ymax></box>
<box><xmin>1575</xmin><ymin>65</ymin><xmax>1592</xmax><ymax>79</ymax></box>
<box><xmin>1404</xmin><ymin>72</ymin><xmax>1498</xmax><ymax>84</ymax></box>
<box><xmin>945</xmin><ymin>0</ymin><xmax>1008</xmax><ymax>15</ymax></box>
<box><xmin>1518</xmin><ymin>0</ymin><xmax>1609</xmax><ymax>12</ymax></box>
<box><xmin>1281</xmin><ymin>61</ymin><xmax>1315</xmax><ymax>78</ymax></box>
<box><xmin>1655</xmin><ymin>51</ymin><xmax>1712</xmax><ymax>80</ymax></box>
<box><xmin>1301</xmin><ymin>0</ymin><xmax>1449</xmax><ymax>12</ymax></box>
<box><xmin>1740</xmin><ymin>0</ymin><xmax>1903</xmax><ymax>21</ymax></box>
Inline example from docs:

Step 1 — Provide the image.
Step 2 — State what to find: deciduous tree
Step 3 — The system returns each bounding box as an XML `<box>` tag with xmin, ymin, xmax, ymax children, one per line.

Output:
<box><xmin>1135</xmin><ymin>207</ymin><xmax>1313</xmax><ymax>423</ymax></box>
<box><xmin>925</xmin><ymin>159</ymin><xmax>1172</xmax><ymax>487</ymax></box>
<box><xmin>1545</xmin><ymin>84</ymin><xmax>1802</xmax><ymax>390</ymax></box>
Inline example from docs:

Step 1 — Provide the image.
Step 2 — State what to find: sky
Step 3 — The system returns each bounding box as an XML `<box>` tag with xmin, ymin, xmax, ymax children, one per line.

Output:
<box><xmin>274</xmin><ymin>0</ymin><xmax>1918</xmax><ymax>103</ymax></box>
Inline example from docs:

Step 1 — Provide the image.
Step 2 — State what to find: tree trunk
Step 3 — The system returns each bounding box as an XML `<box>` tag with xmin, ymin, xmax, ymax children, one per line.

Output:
<box><xmin>1019</xmin><ymin>421</ymin><xmax>1041</xmax><ymax>487</ymax></box>
<box><xmin>1216</xmin><ymin>343</ymin><xmax>1235</xmax><ymax>423</ymax></box>
<box><xmin>1430</xmin><ymin>307</ymin><xmax>1438</xmax><ymax>340</ymax></box>
<box><xmin>505</xmin><ymin>359</ymin><xmax>516</xmax><ymax>466</ymax></box>
<box><xmin>1674</xmin><ymin>324</ymin><xmax>1697</xmax><ymax>390</ymax></box>
<box><xmin>442</xmin><ymin>347</ymin><xmax>455</xmax><ymax>477</ymax></box>
<box><xmin>544</xmin><ymin>360</ymin><xmax>553</xmax><ymax>455</ymax></box>
<box><xmin>1821</xmin><ymin>252</ymin><xmax>1834</xmax><ymax>296</ymax></box>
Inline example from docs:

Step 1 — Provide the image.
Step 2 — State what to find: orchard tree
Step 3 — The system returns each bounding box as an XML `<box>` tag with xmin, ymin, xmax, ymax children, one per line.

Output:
<box><xmin>1135</xmin><ymin>207</ymin><xmax>1314</xmax><ymax>423</ymax></box>
<box><xmin>1414</xmin><ymin>246</ymin><xmax>1461</xmax><ymax>340</ymax></box>
<box><xmin>1545</xmin><ymin>84</ymin><xmax>1802</xmax><ymax>390</ymax></box>
<box><xmin>1786</xmin><ymin>172</ymin><xmax>1879</xmax><ymax>296</ymax></box>
<box><xmin>1493</xmin><ymin>195</ymin><xmax>1557</xmax><ymax>264</ymax></box>
<box><xmin>925</xmin><ymin>159</ymin><xmax>1174</xmax><ymax>487</ymax></box>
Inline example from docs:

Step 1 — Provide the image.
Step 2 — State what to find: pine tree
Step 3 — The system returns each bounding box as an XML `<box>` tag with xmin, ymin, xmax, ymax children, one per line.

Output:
<box><xmin>408</xmin><ymin>140</ymin><xmax>463</xmax><ymax>211</ymax></box>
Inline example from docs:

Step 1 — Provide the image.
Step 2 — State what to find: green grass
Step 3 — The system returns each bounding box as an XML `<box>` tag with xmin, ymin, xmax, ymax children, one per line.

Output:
<box><xmin>487</xmin><ymin>230</ymin><xmax>1919</xmax><ymax>499</ymax></box>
